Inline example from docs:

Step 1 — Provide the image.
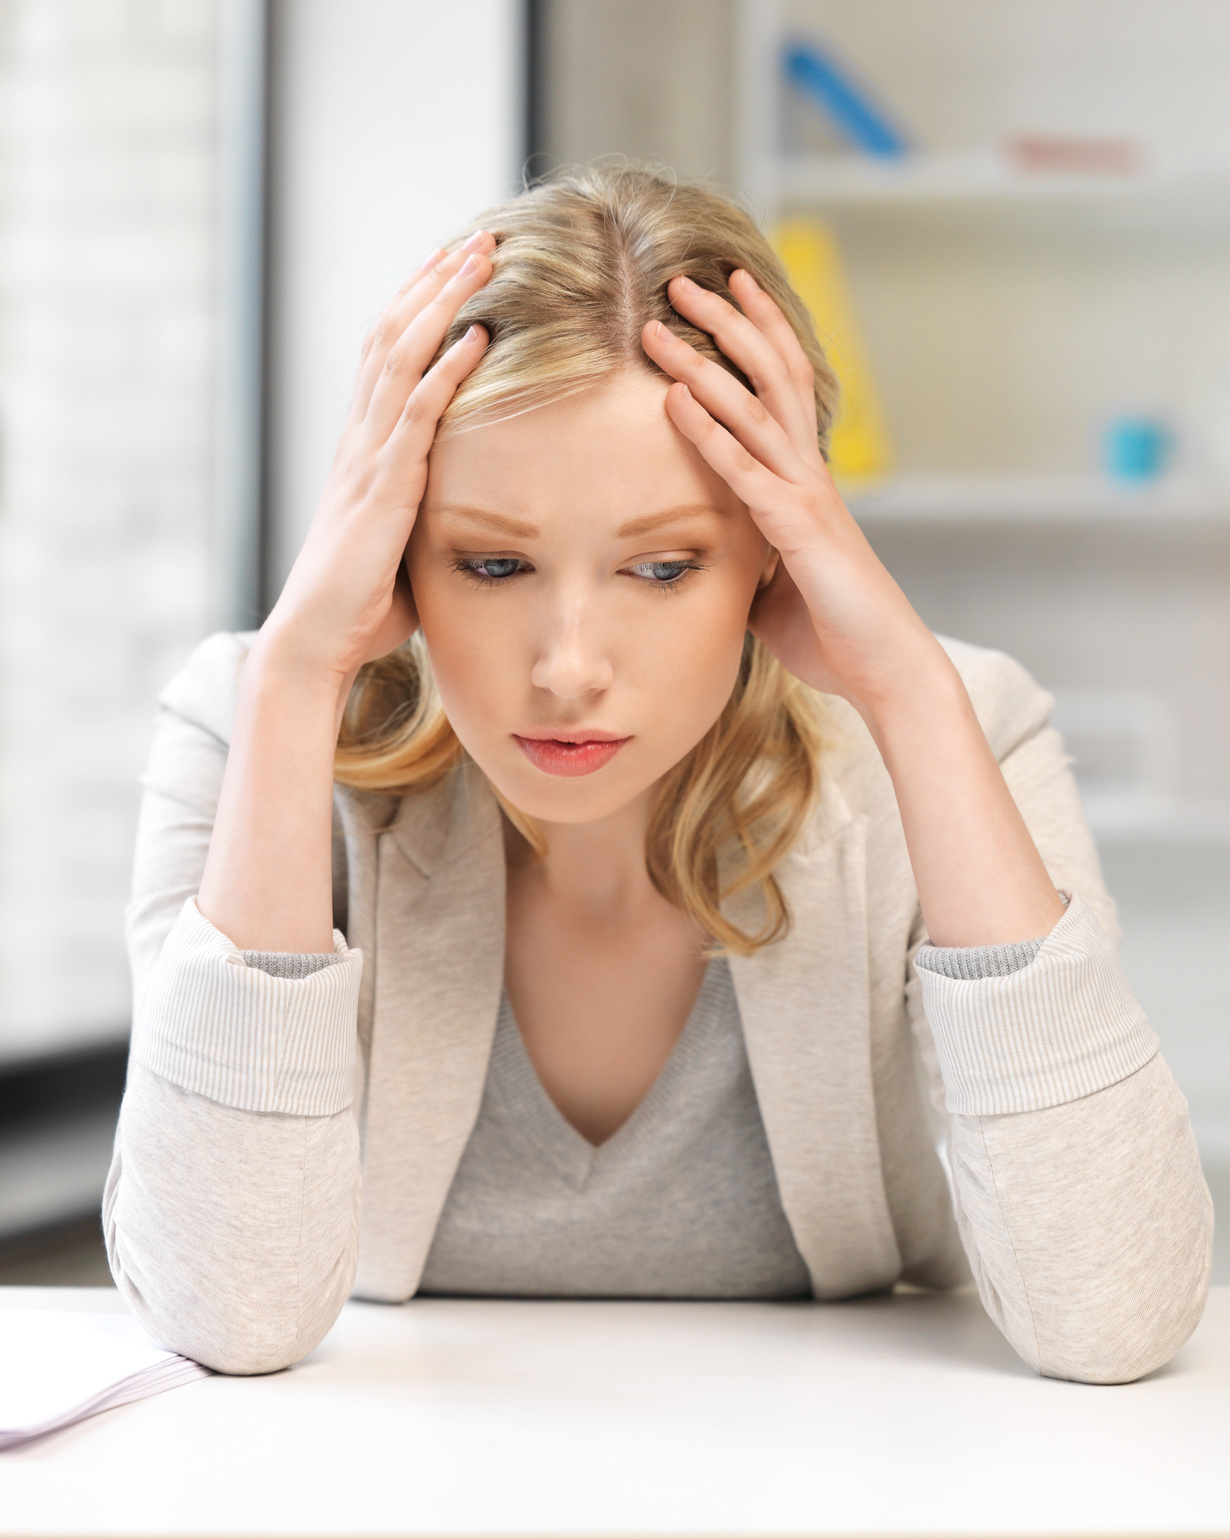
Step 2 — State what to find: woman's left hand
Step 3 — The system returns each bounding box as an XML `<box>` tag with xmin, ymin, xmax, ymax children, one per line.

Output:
<box><xmin>640</xmin><ymin>271</ymin><xmax>947</xmax><ymax>726</ymax></box>
<box><xmin>644</xmin><ymin>271</ymin><xmax>1066</xmax><ymax>949</ymax></box>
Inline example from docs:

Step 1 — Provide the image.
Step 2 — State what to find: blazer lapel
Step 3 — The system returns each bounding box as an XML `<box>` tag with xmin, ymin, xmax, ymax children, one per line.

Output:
<box><xmin>353</xmin><ymin>764</ymin><xmax>505</xmax><ymax>1301</ymax></box>
<box><xmin>728</xmin><ymin>776</ymin><xmax>902</xmax><ymax>1299</ymax></box>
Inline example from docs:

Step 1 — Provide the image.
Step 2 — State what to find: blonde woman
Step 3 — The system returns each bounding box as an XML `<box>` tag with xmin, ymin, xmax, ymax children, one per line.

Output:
<box><xmin>106</xmin><ymin>166</ymin><xmax>1211</xmax><ymax>1384</ymax></box>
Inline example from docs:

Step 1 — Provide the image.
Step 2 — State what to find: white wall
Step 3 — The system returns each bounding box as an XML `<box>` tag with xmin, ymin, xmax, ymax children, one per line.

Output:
<box><xmin>265</xmin><ymin>0</ymin><xmax>524</xmax><ymax>593</ymax></box>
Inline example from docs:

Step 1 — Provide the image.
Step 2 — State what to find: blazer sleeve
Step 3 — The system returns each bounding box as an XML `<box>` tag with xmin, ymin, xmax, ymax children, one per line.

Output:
<box><xmin>104</xmin><ymin>633</ymin><xmax>365</xmax><ymax>1374</ymax></box>
<box><xmin>906</xmin><ymin>708</ymin><xmax>1213</xmax><ymax>1385</ymax></box>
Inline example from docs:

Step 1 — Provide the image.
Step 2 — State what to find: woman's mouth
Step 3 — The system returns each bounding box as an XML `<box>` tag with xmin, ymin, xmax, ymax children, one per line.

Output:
<box><xmin>513</xmin><ymin>734</ymin><xmax>630</xmax><ymax>777</ymax></box>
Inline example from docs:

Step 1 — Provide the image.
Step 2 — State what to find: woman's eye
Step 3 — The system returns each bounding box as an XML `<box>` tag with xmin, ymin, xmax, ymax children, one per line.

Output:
<box><xmin>631</xmin><ymin>560</ymin><xmax>693</xmax><ymax>584</ymax></box>
<box><xmin>457</xmin><ymin>557</ymin><xmax>526</xmax><ymax>582</ymax></box>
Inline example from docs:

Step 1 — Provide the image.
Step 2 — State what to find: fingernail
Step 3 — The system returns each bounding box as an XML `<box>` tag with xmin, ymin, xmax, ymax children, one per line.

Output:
<box><xmin>420</xmin><ymin>247</ymin><xmax>444</xmax><ymax>271</ymax></box>
<box><xmin>461</xmin><ymin>254</ymin><xmax>481</xmax><ymax>276</ymax></box>
<box><xmin>679</xmin><ymin>384</ymin><xmax>692</xmax><ymax>400</ymax></box>
<box><xmin>462</xmin><ymin>229</ymin><xmax>487</xmax><ymax>253</ymax></box>
<box><xmin>464</xmin><ymin>325</ymin><xmax>480</xmax><ymax>343</ymax></box>
<box><xmin>654</xmin><ymin>321</ymin><xmax>666</xmax><ymax>339</ymax></box>
<box><xmin>677</xmin><ymin>274</ymin><xmax>697</xmax><ymax>291</ymax></box>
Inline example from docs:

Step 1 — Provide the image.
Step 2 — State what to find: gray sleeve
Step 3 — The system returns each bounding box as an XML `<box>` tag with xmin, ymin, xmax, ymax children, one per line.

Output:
<box><xmin>105</xmin><ymin>634</ymin><xmax>364</xmax><ymax>1374</ymax></box>
<box><xmin>906</xmin><ymin>723</ymin><xmax>1212</xmax><ymax>1383</ymax></box>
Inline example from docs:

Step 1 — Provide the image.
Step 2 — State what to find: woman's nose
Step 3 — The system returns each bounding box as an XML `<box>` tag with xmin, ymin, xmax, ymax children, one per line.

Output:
<box><xmin>529</xmin><ymin>599</ymin><xmax>614</xmax><ymax>699</ymax></box>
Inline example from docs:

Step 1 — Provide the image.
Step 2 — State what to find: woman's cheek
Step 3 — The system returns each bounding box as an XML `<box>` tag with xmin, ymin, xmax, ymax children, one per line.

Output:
<box><xmin>642</xmin><ymin>595</ymin><xmax>747</xmax><ymax>757</ymax></box>
<box><xmin>427</xmin><ymin>604</ymin><xmax>511</xmax><ymax>735</ymax></box>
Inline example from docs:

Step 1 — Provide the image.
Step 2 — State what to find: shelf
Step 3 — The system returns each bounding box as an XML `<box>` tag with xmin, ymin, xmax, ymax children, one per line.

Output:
<box><xmin>845</xmin><ymin>474</ymin><xmax>1230</xmax><ymax>526</ymax></box>
<box><xmin>759</xmin><ymin>148</ymin><xmax>1230</xmax><ymax>209</ymax></box>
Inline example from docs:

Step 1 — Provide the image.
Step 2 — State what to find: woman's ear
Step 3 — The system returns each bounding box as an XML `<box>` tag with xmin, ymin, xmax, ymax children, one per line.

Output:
<box><xmin>758</xmin><ymin>546</ymin><xmax>781</xmax><ymax>589</ymax></box>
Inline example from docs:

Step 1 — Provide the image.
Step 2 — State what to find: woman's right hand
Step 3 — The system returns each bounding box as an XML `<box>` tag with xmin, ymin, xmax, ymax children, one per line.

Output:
<box><xmin>260</xmin><ymin>232</ymin><xmax>495</xmax><ymax>689</ymax></box>
<box><xmin>196</xmin><ymin>233</ymin><xmax>492</xmax><ymax>952</ymax></box>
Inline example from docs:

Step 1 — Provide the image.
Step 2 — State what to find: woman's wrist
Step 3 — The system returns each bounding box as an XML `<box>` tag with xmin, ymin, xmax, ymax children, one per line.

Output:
<box><xmin>839</xmin><ymin>635</ymin><xmax>1064</xmax><ymax>947</ymax></box>
<box><xmin>842</xmin><ymin>627</ymin><xmax>967</xmax><ymax>751</ymax></box>
<box><xmin>243</xmin><ymin>620</ymin><xmax>355</xmax><ymax>718</ymax></box>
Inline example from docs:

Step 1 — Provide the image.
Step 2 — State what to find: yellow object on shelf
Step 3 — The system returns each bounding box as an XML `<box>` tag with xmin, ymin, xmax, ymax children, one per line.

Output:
<box><xmin>772</xmin><ymin>219</ymin><xmax>893</xmax><ymax>482</ymax></box>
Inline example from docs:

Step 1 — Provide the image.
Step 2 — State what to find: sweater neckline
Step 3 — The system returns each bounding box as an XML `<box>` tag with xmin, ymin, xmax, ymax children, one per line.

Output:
<box><xmin>489</xmin><ymin>956</ymin><xmax>733</xmax><ymax>1192</ymax></box>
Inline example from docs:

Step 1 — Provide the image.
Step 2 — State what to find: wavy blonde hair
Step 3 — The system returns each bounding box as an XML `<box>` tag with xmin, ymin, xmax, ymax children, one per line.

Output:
<box><xmin>335</xmin><ymin>165</ymin><xmax>840</xmax><ymax>954</ymax></box>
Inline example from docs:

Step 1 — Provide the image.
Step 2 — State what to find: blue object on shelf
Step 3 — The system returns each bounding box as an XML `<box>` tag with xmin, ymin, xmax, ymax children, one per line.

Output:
<box><xmin>1103</xmin><ymin>416</ymin><xmax>1172</xmax><ymax>484</ymax></box>
<box><xmin>781</xmin><ymin>39</ymin><xmax>909</xmax><ymax>159</ymax></box>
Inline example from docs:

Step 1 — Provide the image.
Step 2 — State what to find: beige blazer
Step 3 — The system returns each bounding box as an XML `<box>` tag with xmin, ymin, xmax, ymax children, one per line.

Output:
<box><xmin>105</xmin><ymin>632</ymin><xmax>1212</xmax><ymax>1384</ymax></box>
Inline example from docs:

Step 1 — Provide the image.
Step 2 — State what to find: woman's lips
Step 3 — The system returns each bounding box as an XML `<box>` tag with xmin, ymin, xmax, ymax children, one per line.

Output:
<box><xmin>513</xmin><ymin>735</ymin><xmax>630</xmax><ymax>777</ymax></box>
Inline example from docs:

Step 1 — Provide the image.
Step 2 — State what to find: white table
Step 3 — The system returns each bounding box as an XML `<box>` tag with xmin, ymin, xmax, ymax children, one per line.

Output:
<box><xmin>1</xmin><ymin>1285</ymin><xmax>1228</xmax><ymax>1538</ymax></box>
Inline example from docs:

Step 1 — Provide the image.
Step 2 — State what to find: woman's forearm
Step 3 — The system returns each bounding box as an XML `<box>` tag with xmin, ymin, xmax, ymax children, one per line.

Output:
<box><xmin>866</xmin><ymin>644</ymin><xmax>1065</xmax><ymax>949</ymax></box>
<box><xmin>195</xmin><ymin>635</ymin><xmax>346</xmax><ymax>953</ymax></box>
<box><xmin>195</xmin><ymin>243</ymin><xmax>493</xmax><ymax>956</ymax></box>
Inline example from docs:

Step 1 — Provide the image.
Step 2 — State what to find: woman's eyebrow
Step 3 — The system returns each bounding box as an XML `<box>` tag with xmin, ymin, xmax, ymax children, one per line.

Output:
<box><xmin>439</xmin><ymin>506</ymin><xmax>540</xmax><ymax>538</ymax></box>
<box><xmin>616</xmin><ymin>504</ymin><xmax>725</xmax><ymax>539</ymax></box>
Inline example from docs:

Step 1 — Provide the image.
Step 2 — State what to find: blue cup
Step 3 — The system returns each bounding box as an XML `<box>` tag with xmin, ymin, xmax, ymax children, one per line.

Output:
<box><xmin>1103</xmin><ymin>417</ymin><xmax>1172</xmax><ymax>483</ymax></box>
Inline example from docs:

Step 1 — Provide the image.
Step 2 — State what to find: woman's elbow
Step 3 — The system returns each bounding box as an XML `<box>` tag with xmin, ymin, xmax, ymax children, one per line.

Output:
<box><xmin>107</xmin><ymin>1245</ymin><xmax>348</xmax><ymax>1375</ymax></box>
<box><xmin>104</xmin><ymin>1170</ymin><xmax>357</xmax><ymax>1375</ymax></box>
<box><xmin>1034</xmin><ymin>1194</ymin><xmax>1214</xmax><ymax>1385</ymax></box>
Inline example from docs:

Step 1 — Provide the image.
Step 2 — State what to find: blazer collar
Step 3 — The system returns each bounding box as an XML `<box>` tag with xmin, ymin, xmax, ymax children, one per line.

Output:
<box><xmin>387</xmin><ymin>761</ymin><xmax>499</xmax><ymax>879</ymax></box>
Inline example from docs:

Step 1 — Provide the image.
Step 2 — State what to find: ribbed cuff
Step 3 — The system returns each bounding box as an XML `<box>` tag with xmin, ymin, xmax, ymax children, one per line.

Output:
<box><xmin>917</xmin><ymin>893</ymin><xmax>1070</xmax><ymax>981</ymax></box>
<box><xmin>243</xmin><ymin>950</ymin><xmax>339</xmax><ymax>979</ymax></box>
<box><xmin>918</xmin><ymin>891</ymin><xmax>1158</xmax><ymax>1116</ymax></box>
<box><xmin>133</xmin><ymin>897</ymin><xmax>363</xmax><ymax>1115</ymax></box>
<box><xmin>916</xmin><ymin>934</ymin><xmax>1043</xmax><ymax>980</ymax></box>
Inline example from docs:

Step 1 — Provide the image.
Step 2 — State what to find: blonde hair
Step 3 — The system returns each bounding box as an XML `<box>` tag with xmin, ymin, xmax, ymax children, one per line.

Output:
<box><xmin>335</xmin><ymin>165</ymin><xmax>840</xmax><ymax>954</ymax></box>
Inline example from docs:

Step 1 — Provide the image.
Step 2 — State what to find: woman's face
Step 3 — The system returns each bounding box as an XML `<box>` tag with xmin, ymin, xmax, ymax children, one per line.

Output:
<box><xmin>408</xmin><ymin>370</ymin><xmax>777</xmax><ymax>825</ymax></box>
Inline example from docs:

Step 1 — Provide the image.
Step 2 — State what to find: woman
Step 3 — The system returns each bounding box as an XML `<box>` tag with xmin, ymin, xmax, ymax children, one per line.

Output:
<box><xmin>105</xmin><ymin>166</ymin><xmax>1211</xmax><ymax>1383</ymax></box>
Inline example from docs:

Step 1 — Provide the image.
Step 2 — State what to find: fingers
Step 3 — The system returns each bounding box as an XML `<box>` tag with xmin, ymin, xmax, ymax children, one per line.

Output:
<box><xmin>663</xmin><ymin>381</ymin><xmax>841</xmax><ymax>561</ymax></box>
<box><xmin>642</xmin><ymin>318</ymin><xmax>808</xmax><ymax>485</ymax></box>
<box><xmin>350</xmin><ymin>230</ymin><xmax>494</xmax><ymax>423</ymax></box>
<box><xmin>664</xmin><ymin>274</ymin><xmax>820</xmax><ymax>460</ymax></box>
<box><xmin>662</xmin><ymin>380</ymin><xmax>787</xmax><ymax>516</ymax></box>
<box><xmin>728</xmin><ymin>268</ymin><xmax>819</xmax><ymax>415</ymax></box>
<box><xmin>392</xmin><ymin>246</ymin><xmax>446</xmax><ymax>303</ymax></box>
<box><xmin>380</xmin><ymin>322</ymin><xmax>489</xmax><ymax>470</ymax></box>
<box><xmin>351</xmin><ymin>250</ymin><xmax>450</xmax><ymax>416</ymax></box>
<box><xmin>363</xmin><ymin>247</ymin><xmax>493</xmax><ymax>442</ymax></box>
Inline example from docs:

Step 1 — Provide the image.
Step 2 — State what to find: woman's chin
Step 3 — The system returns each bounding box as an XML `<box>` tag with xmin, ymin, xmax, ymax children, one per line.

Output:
<box><xmin>502</xmin><ymin>782</ymin><xmax>647</xmax><ymax>826</ymax></box>
<box><xmin>477</xmin><ymin>756</ymin><xmax>658</xmax><ymax>827</ymax></box>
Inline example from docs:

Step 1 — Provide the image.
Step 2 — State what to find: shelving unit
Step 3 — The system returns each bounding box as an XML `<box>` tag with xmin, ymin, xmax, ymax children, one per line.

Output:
<box><xmin>846</xmin><ymin>473</ymin><xmax>1230</xmax><ymax>526</ymax></box>
<box><xmin>736</xmin><ymin>0</ymin><xmax>1230</xmax><ymax>1165</ymax></box>
<box><xmin>733</xmin><ymin>0</ymin><xmax>1230</xmax><ymax>500</ymax></box>
<box><xmin>756</xmin><ymin>147</ymin><xmax>1230</xmax><ymax>213</ymax></box>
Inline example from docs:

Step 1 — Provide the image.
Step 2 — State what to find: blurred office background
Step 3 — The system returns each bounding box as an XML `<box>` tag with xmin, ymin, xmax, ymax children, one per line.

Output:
<box><xmin>1</xmin><ymin>0</ymin><xmax>1227</xmax><ymax>1283</ymax></box>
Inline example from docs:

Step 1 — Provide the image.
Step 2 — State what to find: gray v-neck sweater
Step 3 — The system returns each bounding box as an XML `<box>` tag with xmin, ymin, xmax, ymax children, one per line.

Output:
<box><xmin>245</xmin><ymin>932</ymin><xmax>1052</xmax><ymax>1302</ymax></box>
<box><xmin>417</xmin><ymin>956</ymin><xmax>813</xmax><ymax>1300</ymax></box>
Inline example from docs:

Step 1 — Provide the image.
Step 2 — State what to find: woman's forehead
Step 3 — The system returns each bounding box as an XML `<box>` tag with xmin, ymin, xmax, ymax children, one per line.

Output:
<box><xmin>425</xmin><ymin>373</ymin><xmax>740</xmax><ymax>525</ymax></box>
